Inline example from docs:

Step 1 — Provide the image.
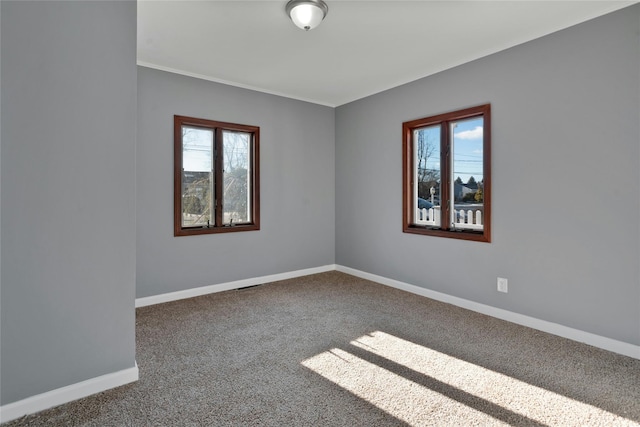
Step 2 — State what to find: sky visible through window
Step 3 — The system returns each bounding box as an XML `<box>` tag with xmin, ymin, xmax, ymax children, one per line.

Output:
<box><xmin>183</xmin><ymin>128</ymin><xmax>250</xmax><ymax>173</ymax></box>
<box><xmin>183</xmin><ymin>126</ymin><xmax>212</xmax><ymax>172</ymax></box>
<box><xmin>418</xmin><ymin>117</ymin><xmax>483</xmax><ymax>186</ymax></box>
<box><xmin>452</xmin><ymin>117</ymin><xmax>484</xmax><ymax>183</ymax></box>
<box><xmin>183</xmin><ymin>119</ymin><xmax>483</xmax><ymax>183</ymax></box>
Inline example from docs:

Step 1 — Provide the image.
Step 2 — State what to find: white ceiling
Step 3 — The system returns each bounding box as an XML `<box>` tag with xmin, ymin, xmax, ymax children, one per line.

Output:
<box><xmin>138</xmin><ymin>1</ymin><xmax>636</xmax><ymax>107</ymax></box>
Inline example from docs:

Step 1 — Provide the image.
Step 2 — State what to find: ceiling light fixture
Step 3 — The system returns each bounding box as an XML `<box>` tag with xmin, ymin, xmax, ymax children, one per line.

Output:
<box><xmin>286</xmin><ymin>0</ymin><xmax>328</xmax><ymax>31</ymax></box>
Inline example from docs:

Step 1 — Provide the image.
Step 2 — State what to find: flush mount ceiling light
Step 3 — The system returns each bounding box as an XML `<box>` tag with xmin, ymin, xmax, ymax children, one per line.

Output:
<box><xmin>286</xmin><ymin>0</ymin><xmax>329</xmax><ymax>31</ymax></box>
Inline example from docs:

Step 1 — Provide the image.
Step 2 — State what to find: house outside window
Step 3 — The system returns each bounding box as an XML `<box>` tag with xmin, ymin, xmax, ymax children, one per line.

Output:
<box><xmin>402</xmin><ymin>104</ymin><xmax>491</xmax><ymax>242</ymax></box>
<box><xmin>174</xmin><ymin>115</ymin><xmax>260</xmax><ymax>236</ymax></box>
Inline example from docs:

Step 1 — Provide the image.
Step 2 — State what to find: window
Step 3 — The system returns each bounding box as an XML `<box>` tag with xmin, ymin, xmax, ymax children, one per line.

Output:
<box><xmin>402</xmin><ymin>104</ymin><xmax>491</xmax><ymax>242</ymax></box>
<box><xmin>174</xmin><ymin>115</ymin><xmax>260</xmax><ymax>236</ymax></box>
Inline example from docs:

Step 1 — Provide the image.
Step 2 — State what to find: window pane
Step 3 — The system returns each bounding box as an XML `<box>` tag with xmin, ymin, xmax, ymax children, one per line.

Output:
<box><xmin>451</xmin><ymin>117</ymin><xmax>484</xmax><ymax>230</ymax></box>
<box><xmin>222</xmin><ymin>130</ymin><xmax>251</xmax><ymax>224</ymax></box>
<box><xmin>182</xmin><ymin>126</ymin><xmax>213</xmax><ymax>228</ymax></box>
<box><xmin>414</xmin><ymin>125</ymin><xmax>441</xmax><ymax>226</ymax></box>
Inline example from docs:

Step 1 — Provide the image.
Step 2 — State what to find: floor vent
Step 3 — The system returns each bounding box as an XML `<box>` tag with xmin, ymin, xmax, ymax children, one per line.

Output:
<box><xmin>235</xmin><ymin>284</ymin><xmax>264</xmax><ymax>291</ymax></box>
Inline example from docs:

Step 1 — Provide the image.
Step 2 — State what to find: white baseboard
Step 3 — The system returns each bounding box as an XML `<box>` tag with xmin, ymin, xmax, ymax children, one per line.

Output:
<box><xmin>0</xmin><ymin>363</ymin><xmax>139</xmax><ymax>424</ymax></box>
<box><xmin>3</xmin><ymin>264</ymin><xmax>636</xmax><ymax>423</ymax></box>
<box><xmin>135</xmin><ymin>264</ymin><xmax>337</xmax><ymax>308</ymax></box>
<box><xmin>336</xmin><ymin>265</ymin><xmax>640</xmax><ymax>360</ymax></box>
<box><xmin>135</xmin><ymin>263</ymin><xmax>639</xmax><ymax>359</ymax></box>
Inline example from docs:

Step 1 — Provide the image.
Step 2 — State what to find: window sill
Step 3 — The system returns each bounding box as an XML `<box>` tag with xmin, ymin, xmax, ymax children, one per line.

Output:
<box><xmin>403</xmin><ymin>225</ymin><xmax>490</xmax><ymax>243</ymax></box>
<box><xmin>175</xmin><ymin>223</ymin><xmax>260</xmax><ymax>237</ymax></box>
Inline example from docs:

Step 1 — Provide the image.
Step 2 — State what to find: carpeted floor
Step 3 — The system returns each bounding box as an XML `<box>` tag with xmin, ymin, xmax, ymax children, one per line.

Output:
<box><xmin>4</xmin><ymin>271</ymin><xmax>640</xmax><ymax>426</ymax></box>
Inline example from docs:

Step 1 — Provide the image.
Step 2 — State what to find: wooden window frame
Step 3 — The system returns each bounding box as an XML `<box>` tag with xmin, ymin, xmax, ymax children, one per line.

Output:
<box><xmin>402</xmin><ymin>104</ymin><xmax>491</xmax><ymax>242</ymax></box>
<box><xmin>174</xmin><ymin>115</ymin><xmax>260</xmax><ymax>236</ymax></box>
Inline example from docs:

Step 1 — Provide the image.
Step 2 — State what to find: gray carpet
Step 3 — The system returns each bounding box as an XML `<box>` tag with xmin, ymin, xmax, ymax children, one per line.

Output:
<box><xmin>4</xmin><ymin>271</ymin><xmax>640</xmax><ymax>426</ymax></box>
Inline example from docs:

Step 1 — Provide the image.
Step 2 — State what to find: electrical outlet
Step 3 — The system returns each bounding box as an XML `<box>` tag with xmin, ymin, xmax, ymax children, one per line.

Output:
<box><xmin>497</xmin><ymin>277</ymin><xmax>508</xmax><ymax>293</ymax></box>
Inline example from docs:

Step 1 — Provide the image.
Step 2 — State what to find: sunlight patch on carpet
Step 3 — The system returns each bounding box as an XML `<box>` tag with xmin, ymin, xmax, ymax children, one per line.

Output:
<box><xmin>302</xmin><ymin>347</ymin><xmax>501</xmax><ymax>425</ymax></box>
<box><xmin>302</xmin><ymin>331</ymin><xmax>632</xmax><ymax>426</ymax></box>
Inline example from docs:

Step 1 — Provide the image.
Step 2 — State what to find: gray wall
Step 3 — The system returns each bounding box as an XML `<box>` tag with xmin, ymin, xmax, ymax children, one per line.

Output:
<box><xmin>335</xmin><ymin>5</ymin><xmax>640</xmax><ymax>345</ymax></box>
<box><xmin>0</xmin><ymin>0</ymin><xmax>637</xmax><ymax>411</ymax></box>
<box><xmin>1</xmin><ymin>1</ymin><xmax>137</xmax><ymax>405</ymax></box>
<box><xmin>136</xmin><ymin>68</ymin><xmax>335</xmax><ymax>298</ymax></box>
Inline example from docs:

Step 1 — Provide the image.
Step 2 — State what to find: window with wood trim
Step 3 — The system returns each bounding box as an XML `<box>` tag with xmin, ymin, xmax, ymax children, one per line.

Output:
<box><xmin>174</xmin><ymin>115</ymin><xmax>260</xmax><ymax>236</ymax></box>
<box><xmin>402</xmin><ymin>104</ymin><xmax>491</xmax><ymax>242</ymax></box>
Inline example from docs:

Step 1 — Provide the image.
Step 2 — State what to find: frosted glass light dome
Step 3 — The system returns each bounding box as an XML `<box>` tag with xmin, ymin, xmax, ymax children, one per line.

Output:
<box><xmin>286</xmin><ymin>0</ymin><xmax>329</xmax><ymax>31</ymax></box>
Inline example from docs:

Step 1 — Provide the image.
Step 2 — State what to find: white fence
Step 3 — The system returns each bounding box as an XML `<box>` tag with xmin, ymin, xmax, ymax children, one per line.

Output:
<box><xmin>416</xmin><ymin>207</ymin><xmax>483</xmax><ymax>231</ymax></box>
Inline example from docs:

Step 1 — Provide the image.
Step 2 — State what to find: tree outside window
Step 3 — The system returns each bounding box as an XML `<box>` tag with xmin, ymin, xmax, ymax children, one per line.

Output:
<box><xmin>402</xmin><ymin>104</ymin><xmax>491</xmax><ymax>242</ymax></box>
<box><xmin>174</xmin><ymin>116</ymin><xmax>260</xmax><ymax>236</ymax></box>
